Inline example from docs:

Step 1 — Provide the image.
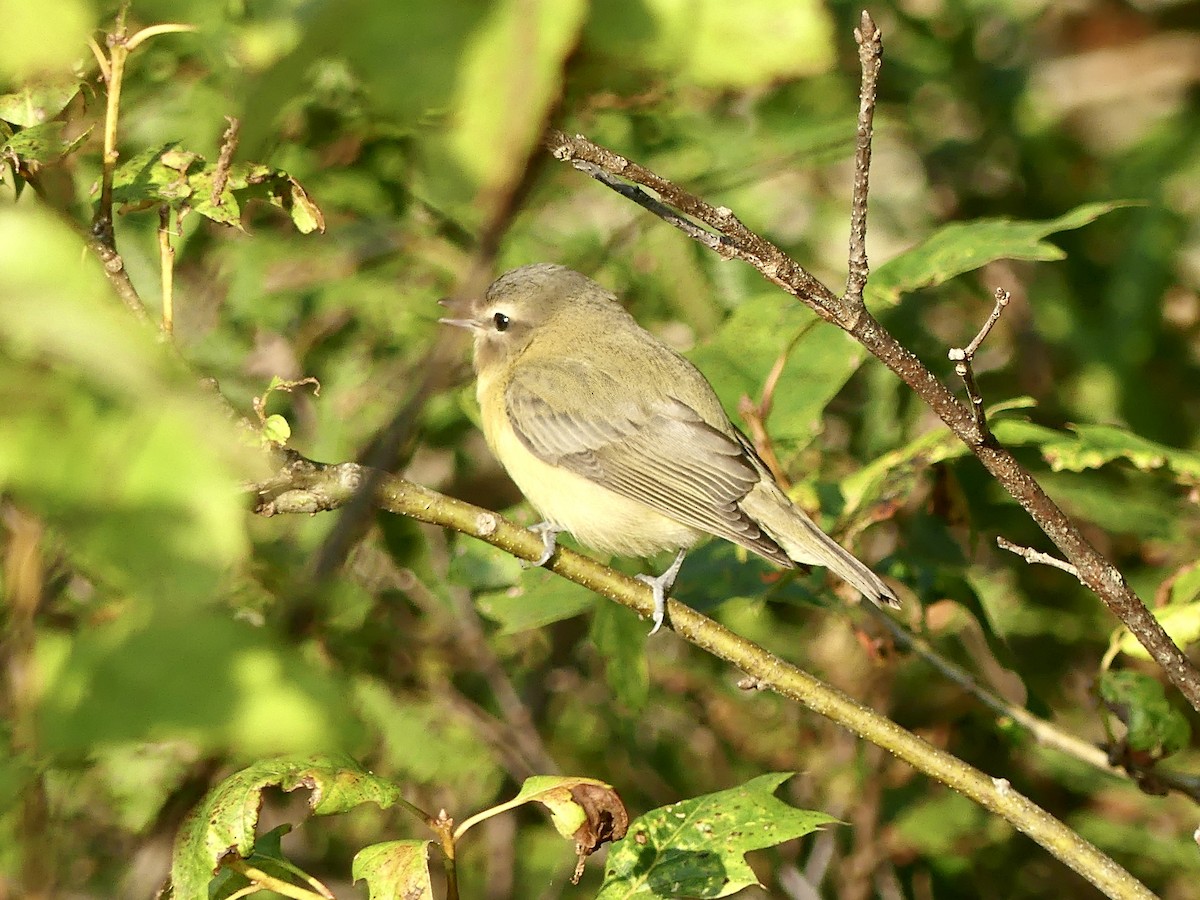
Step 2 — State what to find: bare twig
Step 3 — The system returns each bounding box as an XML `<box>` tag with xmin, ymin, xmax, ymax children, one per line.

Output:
<box><xmin>737</xmin><ymin>333</ymin><xmax>802</xmax><ymax>488</ymax></box>
<box><xmin>157</xmin><ymin>206</ymin><xmax>175</xmax><ymax>334</ymax></box>
<box><xmin>844</xmin><ymin>10</ymin><xmax>882</xmax><ymax>307</ymax></box>
<box><xmin>87</xmin><ymin>228</ymin><xmax>150</xmax><ymax>322</ymax></box>
<box><xmin>948</xmin><ymin>288</ymin><xmax>1011</xmax><ymax>436</ymax></box>
<box><xmin>540</xmin><ymin>130</ymin><xmax>1200</xmax><ymax>716</ymax></box>
<box><xmin>251</xmin><ymin>454</ymin><xmax>1155</xmax><ymax>899</ymax></box>
<box><xmin>563</xmin><ymin>160</ymin><xmax>736</xmax><ymax>257</ymax></box>
<box><xmin>997</xmin><ymin>536</ymin><xmax>1083</xmax><ymax>581</ymax></box>
<box><xmin>544</xmin><ymin>131</ymin><xmax>847</xmax><ymax>327</ymax></box>
<box><xmin>866</xmin><ymin>605</ymin><xmax>1200</xmax><ymax>805</ymax></box>
<box><xmin>210</xmin><ymin>116</ymin><xmax>240</xmax><ymax>206</ymax></box>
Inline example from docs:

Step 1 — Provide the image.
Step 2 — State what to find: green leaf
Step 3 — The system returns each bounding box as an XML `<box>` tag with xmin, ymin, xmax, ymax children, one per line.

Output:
<box><xmin>456</xmin><ymin>775</ymin><xmax>628</xmax><ymax>857</ymax></box>
<box><xmin>590</xmin><ymin>603</ymin><xmax>650</xmax><ymax>712</ymax></box>
<box><xmin>448</xmin><ymin>533</ymin><xmax>524</xmax><ymax>591</ymax></box>
<box><xmin>598</xmin><ymin>773</ymin><xmax>836</xmax><ymax>898</ymax></box>
<box><xmin>587</xmin><ymin>0</ymin><xmax>834</xmax><ymax>88</ymax></box>
<box><xmin>688</xmin><ymin>294</ymin><xmax>867</xmax><ymax>448</ymax></box>
<box><xmin>432</xmin><ymin>0</ymin><xmax>589</xmax><ymax>209</ymax></box>
<box><xmin>1098</xmin><ymin>671</ymin><xmax>1191</xmax><ymax>759</ymax></box>
<box><xmin>868</xmin><ymin>202</ymin><xmax>1135</xmax><ymax>305</ymax></box>
<box><xmin>891</xmin><ymin>792</ymin><xmax>989</xmax><ymax>875</ymax></box>
<box><xmin>0</xmin><ymin>2</ymin><xmax>92</xmax><ymax>81</ymax></box>
<box><xmin>389</xmin><ymin>0</ymin><xmax>588</xmax><ymax>227</ymax></box>
<box><xmin>224</xmin><ymin>162</ymin><xmax>326</xmax><ymax>234</ymax></box>
<box><xmin>353</xmin><ymin>679</ymin><xmax>504</xmax><ymax>799</ymax></box>
<box><xmin>170</xmin><ymin>754</ymin><xmax>405</xmax><ymax>899</ymax></box>
<box><xmin>1</xmin><ymin>120</ymin><xmax>90</xmax><ymax>164</ymax></box>
<box><xmin>261</xmin><ymin>414</ymin><xmax>291</xmax><ymax>446</ymax></box>
<box><xmin>992</xmin><ymin>421</ymin><xmax>1200</xmax><ymax>482</ymax></box>
<box><xmin>839</xmin><ymin>428</ymin><xmax>964</xmax><ymax>522</ymax></box>
<box><xmin>112</xmin><ymin>143</ymin><xmax>325</xmax><ymax>233</ymax></box>
<box><xmin>477</xmin><ymin>566</ymin><xmax>596</xmax><ymax>633</ymax></box>
<box><xmin>353</xmin><ymin>841</ymin><xmax>435</xmax><ymax>900</ymax></box>
<box><xmin>35</xmin><ymin>611</ymin><xmax>365</xmax><ymax>755</ymax></box>
<box><xmin>0</xmin><ymin>207</ymin><xmax>254</xmax><ymax>609</ymax></box>
<box><xmin>0</xmin><ymin>81</ymin><xmax>81</xmax><ymax>126</ymax></box>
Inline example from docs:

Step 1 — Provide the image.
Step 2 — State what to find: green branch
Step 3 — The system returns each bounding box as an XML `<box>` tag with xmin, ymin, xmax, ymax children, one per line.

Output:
<box><xmin>253</xmin><ymin>452</ymin><xmax>1154</xmax><ymax>900</ymax></box>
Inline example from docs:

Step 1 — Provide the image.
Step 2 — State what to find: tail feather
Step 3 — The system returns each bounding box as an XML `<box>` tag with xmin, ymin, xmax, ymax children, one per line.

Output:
<box><xmin>740</xmin><ymin>482</ymin><xmax>899</xmax><ymax>609</ymax></box>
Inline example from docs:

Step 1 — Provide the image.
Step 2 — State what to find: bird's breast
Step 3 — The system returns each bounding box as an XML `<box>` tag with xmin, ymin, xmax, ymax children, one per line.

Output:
<box><xmin>476</xmin><ymin>374</ymin><xmax>700</xmax><ymax>558</ymax></box>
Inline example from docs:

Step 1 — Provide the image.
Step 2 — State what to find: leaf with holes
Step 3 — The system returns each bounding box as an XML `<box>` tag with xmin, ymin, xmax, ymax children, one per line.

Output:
<box><xmin>353</xmin><ymin>840</ymin><xmax>435</xmax><ymax>900</ymax></box>
<box><xmin>597</xmin><ymin>773</ymin><xmax>836</xmax><ymax>899</ymax></box>
<box><xmin>170</xmin><ymin>754</ymin><xmax>405</xmax><ymax>900</ymax></box>
<box><xmin>111</xmin><ymin>144</ymin><xmax>324</xmax><ymax>233</ymax></box>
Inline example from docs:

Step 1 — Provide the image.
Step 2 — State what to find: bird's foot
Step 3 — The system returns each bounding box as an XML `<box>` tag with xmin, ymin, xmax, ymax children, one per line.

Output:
<box><xmin>636</xmin><ymin>548</ymin><xmax>687</xmax><ymax>635</ymax></box>
<box><xmin>525</xmin><ymin>522</ymin><xmax>562</xmax><ymax>568</ymax></box>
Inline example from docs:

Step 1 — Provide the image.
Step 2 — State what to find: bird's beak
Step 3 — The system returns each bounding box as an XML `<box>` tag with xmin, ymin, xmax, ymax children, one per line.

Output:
<box><xmin>437</xmin><ymin>297</ymin><xmax>482</xmax><ymax>331</ymax></box>
<box><xmin>438</xmin><ymin>317</ymin><xmax>481</xmax><ymax>330</ymax></box>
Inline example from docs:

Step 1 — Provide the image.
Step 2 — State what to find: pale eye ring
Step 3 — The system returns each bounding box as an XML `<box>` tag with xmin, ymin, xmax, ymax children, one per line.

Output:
<box><xmin>493</xmin><ymin>312</ymin><xmax>510</xmax><ymax>332</ymax></box>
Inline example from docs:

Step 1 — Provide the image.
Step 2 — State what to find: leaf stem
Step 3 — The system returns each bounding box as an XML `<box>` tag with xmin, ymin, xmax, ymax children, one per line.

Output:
<box><xmin>223</xmin><ymin>860</ymin><xmax>326</xmax><ymax>900</ymax></box>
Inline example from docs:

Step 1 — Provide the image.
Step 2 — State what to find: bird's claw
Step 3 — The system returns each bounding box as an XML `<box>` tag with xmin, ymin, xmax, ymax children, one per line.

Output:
<box><xmin>636</xmin><ymin>572</ymin><xmax>669</xmax><ymax>635</ymax></box>
<box><xmin>637</xmin><ymin>548</ymin><xmax>688</xmax><ymax>636</ymax></box>
<box><xmin>525</xmin><ymin>522</ymin><xmax>561</xmax><ymax>568</ymax></box>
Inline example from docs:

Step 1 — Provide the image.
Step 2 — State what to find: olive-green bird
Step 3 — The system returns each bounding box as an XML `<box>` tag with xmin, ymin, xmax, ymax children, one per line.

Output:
<box><xmin>441</xmin><ymin>264</ymin><xmax>899</xmax><ymax>633</ymax></box>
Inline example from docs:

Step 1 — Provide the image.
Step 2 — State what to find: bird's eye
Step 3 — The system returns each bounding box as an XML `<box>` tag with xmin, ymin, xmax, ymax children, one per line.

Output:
<box><xmin>493</xmin><ymin>312</ymin><xmax>510</xmax><ymax>332</ymax></box>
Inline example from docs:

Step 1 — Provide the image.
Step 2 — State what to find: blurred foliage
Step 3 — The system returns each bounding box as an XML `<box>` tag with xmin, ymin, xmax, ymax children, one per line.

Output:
<box><xmin>2</xmin><ymin>0</ymin><xmax>1200</xmax><ymax>898</ymax></box>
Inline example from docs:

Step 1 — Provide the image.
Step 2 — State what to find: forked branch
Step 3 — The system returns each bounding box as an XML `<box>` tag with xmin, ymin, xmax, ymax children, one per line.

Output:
<box><xmin>541</xmin><ymin>15</ymin><xmax>1200</xmax><ymax>716</ymax></box>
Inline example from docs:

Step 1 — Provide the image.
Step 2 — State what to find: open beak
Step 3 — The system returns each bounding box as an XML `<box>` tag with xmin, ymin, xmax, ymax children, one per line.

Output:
<box><xmin>437</xmin><ymin>297</ymin><xmax>482</xmax><ymax>331</ymax></box>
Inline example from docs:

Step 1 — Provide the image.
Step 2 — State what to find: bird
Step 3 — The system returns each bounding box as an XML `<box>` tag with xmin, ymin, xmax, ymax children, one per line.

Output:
<box><xmin>440</xmin><ymin>263</ymin><xmax>899</xmax><ymax>633</ymax></box>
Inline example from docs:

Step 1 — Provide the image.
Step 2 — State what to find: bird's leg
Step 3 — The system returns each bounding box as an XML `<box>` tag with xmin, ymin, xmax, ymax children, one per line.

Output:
<box><xmin>525</xmin><ymin>521</ymin><xmax>562</xmax><ymax>567</ymax></box>
<box><xmin>636</xmin><ymin>548</ymin><xmax>687</xmax><ymax>635</ymax></box>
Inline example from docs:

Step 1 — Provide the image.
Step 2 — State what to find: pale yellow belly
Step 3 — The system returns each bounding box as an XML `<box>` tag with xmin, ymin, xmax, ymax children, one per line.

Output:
<box><xmin>479</xmin><ymin>381</ymin><xmax>700</xmax><ymax>559</ymax></box>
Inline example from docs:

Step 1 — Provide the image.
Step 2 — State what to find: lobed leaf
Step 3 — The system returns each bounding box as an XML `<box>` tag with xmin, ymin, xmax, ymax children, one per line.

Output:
<box><xmin>598</xmin><ymin>773</ymin><xmax>836</xmax><ymax>898</ymax></box>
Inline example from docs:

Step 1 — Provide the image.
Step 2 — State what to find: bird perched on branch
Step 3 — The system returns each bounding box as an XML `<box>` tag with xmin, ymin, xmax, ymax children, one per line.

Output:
<box><xmin>441</xmin><ymin>263</ymin><xmax>899</xmax><ymax>633</ymax></box>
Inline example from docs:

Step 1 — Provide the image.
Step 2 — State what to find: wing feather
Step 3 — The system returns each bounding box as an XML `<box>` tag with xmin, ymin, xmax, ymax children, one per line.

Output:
<box><xmin>505</xmin><ymin>361</ymin><xmax>791</xmax><ymax>566</ymax></box>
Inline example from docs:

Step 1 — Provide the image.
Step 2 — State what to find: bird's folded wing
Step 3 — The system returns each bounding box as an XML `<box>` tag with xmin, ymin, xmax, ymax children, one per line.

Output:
<box><xmin>505</xmin><ymin>360</ymin><xmax>790</xmax><ymax>565</ymax></box>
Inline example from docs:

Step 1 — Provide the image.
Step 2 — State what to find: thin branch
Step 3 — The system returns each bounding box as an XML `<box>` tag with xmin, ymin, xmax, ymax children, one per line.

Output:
<box><xmin>252</xmin><ymin>455</ymin><xmax>1154</xmax><ymax>900</ymax></box>
<box><xmin>404</xmin><ymin>532</ymin><xmax>560</xmax><ymax>778</ymax></box>
<box><xmin>86</xmin><ymin>228</ymin><xmax>150</xmax><ymax>323</ymax></box>
<box><xmin>95</xmin><ymin>11</ymin><xmax>129</xmax><ymax>250</ymax></box>
<box><xmin>157</xmin><ymin>205</ymin><xmax>175</xmax><ymax>335</ymax></box>
<box><xmin>737</xmin><ymin>329</ymin><xmax>807</xmax><ymax>489</ymax></box>
<box><xmin>844</xmin><ymin>10</ymin><xmax>882</xmax><ymax>307</ymax></box>
<box><xmin>90</xmin><ymin>10</ymin><xmax>198</xmax><ymax>325</ymax></box>
<box><xmin>997</xmin><ymin>536</ymin><xmax>1083</xmax><ymax>581</ymax></box>
<box><xmin>541</xmin><ymin>128</ymin><xmax>1200</xmax><ymax>717</ymax></box>
<box><xmin>866</xmin><ymin>605</ymin><xmax>1200</xmax><ymax>805</ymax></box>
<box><xmin>543</xmin><ymin>130</ymin><xmax>848</xmax><ymax>327</ymax></box>
<box><xmin>564</xmin><ymin>159</ymin><xmax>736</xmax><ymax>257</ymax></box>
<box><xmin>948</xmin><ymin>288</ymin><xmax>1011</xmax><ymax>436</ymax></box>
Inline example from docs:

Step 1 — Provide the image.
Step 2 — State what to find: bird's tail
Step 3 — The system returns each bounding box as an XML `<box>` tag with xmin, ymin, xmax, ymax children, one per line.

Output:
<box><xmin>741</xmin><ymin>482</ymin><xmax>900</xmax><ymax>609</ymax></box>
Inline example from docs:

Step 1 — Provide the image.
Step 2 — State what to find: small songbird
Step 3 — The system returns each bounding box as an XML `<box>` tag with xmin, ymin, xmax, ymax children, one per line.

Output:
<box><xmin>441</xmin><ymin>264</ymin><xmax>899</xmax><ymax>633</ymax></box>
